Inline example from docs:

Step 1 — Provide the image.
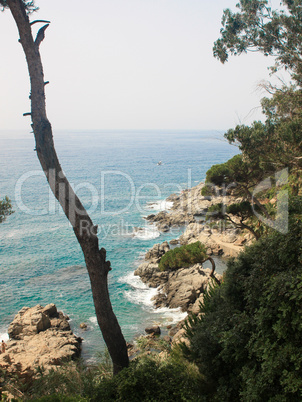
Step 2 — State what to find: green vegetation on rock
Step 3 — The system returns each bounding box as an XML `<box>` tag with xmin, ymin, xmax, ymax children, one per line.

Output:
<box><xmin>159</xmin><ymin>242</ymin><xmax>208</xmax><ymax>272</ymax></box>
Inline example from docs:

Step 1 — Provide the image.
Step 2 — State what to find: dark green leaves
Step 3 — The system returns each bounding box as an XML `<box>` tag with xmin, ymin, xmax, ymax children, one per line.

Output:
<box><xmin>158</xmin><ymin>241</ymin><xmax>208</xmax><ymax>271</ymax></box>
<box><xmin>214</xmin><ymin>0</ymin><xmax>302</xmax><ymax>83</ymax></box>
<box><xmin>0</xmin><ymin>196</ymin><xmax>14</xmax><ymax>223</ymax></box>
<box><xmin>184</xmin><ymin>218</ymin><xmax>302</xmax><ymax>400</ymax></box>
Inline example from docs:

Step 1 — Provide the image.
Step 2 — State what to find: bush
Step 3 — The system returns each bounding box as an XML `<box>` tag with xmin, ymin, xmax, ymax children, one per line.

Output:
<box><xmin>158</xmin><ymin>242</ymin><xmax>208</xmax><ymax>271</ymax></box>
<box><xmin>91</xmin><ymin>355</ymin><xmax>205</xmax><ymax>402</ymax></box>
<box><xmin>183</xmin><ymin>216</ymin><xmax>302</xmax><ymax>401</ymax></box>
<box><xmin>32</xmin><ymin>395</ymin><xmax>88</xmax><ymax>402</ymax></box>
<box><xmin>204</xmin><ymin>162</ymin><xmax>231</xmax><ymax>186</ymax></box>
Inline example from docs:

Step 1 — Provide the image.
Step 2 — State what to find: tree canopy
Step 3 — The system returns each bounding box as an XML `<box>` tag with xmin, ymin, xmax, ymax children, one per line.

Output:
<box><xmin>159</xmin><ymin>241</ymin><xmax>208</xmax><ymax>271</ymax></box>
<box><xmin>0</xmin><ymin>0</ymin><xmax>37</xmax><ymax>13</ymax></box>
<box><xmin>213</xmin><ymin>0</ymin><xmax>302</xmax><ymax>84</ymax></box>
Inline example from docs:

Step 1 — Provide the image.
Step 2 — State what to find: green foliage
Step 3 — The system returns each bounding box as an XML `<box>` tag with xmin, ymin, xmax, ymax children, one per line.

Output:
<box><xmin>204</xmin><ymin>162</ymin><xmax>231</xmax><ymax>187</ymax></box>
<box><xmin>206</xmin><ymin>201</ymin><xmax>261</xmax><ymax>239</ymax></box>
<box><xmin>158</xmin><ymin>241</ymin><xmax>208</xmax><ymax>271</ymax></box>
<box><xmin>227</xmin><ymin>200</ymin><xmax>253</xmax><ymax>216</ymax></box>
<box><xmin>183</xmin><ymin>214</ymin><xmax>302</xmax><ymax>400</ymax></box>
<box><xmin>205</xmin><ymin>203</ymin><xmax>224</xmax><ymax>220</ymax></box>
<box><xmin>31</xmin><ymin>395</ymin><xmax>88</xmax><ymax>402</ymax></box>
<box><xmin>18</xmin><ymin>354</ymin><xmax>205</xmax><ymax>402</ymax></box>
<box><xmin>225</xmin><ymin>110</ymin><xmax>302</xmax><ymax>175</ymax></box>
<box><xmin>213</xmin><ymin>0</ymin><xmax>302</xmax><ymax>83</ymax></box>
<box><xmin>206</xmin><ymin>201</ymin><xmax>254</xmax><ymax>221</ymax></box>
<box><xmin>135</xmin><ymin>335</ymin><xmax>171</xmax><ymax>353</ymax></box>
<box><xmin>25</xmin><ymin>362</ymin><xmax>95</xmax><ymax>401</ymax></box>
<box><xmin>201</xmin><ymin>185</ymin><xmax>214</xmax><ymax>196</ymax></box>
<box><xmin>90</xmin><ymin>355</ymin><xmax>204</xmax><ymax>402</ymax></box>
<box><xmin>204</xmin><ymin>154</ymin><xmax>267</xmax><ymax>196</ymax></box>
<box><xmin>0</xmin><ymin>196</ymin><xmax>13</xmax><ymax>223</ymax></box>
<box><xmin>0</xmin><ymin>1</ymin><xmax>38</xmax><ymax>13</ymax></box>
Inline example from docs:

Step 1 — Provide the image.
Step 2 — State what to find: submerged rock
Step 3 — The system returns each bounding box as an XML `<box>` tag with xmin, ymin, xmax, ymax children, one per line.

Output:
<box><xmin>145</xmin><ymin>326</ymin><xmax>161</xmax><ymax>335</ymax></box>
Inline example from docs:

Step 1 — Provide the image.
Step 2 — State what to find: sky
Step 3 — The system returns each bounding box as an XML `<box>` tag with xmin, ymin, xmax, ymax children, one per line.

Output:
<box><xmin>0</xmin><ymin>0</ymin><xmax>287</xmax><ymax>131</ymax></box>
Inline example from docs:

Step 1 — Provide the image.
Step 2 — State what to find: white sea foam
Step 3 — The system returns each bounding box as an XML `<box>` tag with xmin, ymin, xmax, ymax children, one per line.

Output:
<box><xmin>89</xmin><ymin>316</ymin><xmax>97</xmax><ymax>325</ymax></box>
<box><xmin>0</xmin><ymin>332</ymin><xmax>9</xmax><ymax>342</ymax></box>
<box><xmin>0</xmin><ymin>228</ymin><xmax>27</xmax><ymax>240</ymax></box>
<box><xmin>132</xmin><ymin>226</ymin><xmax>160</xmax><ymax>241</ymax></box>
<box><xmin>121</xmin><ymin>272</ymin><xmax>187</xmax><ymax>324</ymax></box>
<box><xmin>122</xmin><ymin>272</ymin><xmax>158</xmax><ymax>307</ymax></box>
<box><xmin>145</xmin><ymin>200</ymin><xmax>173</xmax><ymax>211</ymax></box>
<box><xmin>151</xmin><ymin>306</ymin><xmax>187</xmax><ymax>325</ymax></box>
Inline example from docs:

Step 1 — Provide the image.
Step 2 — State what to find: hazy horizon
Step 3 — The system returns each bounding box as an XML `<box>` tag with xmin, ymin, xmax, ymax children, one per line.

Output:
<box><xmin>0</xmin><ymin>0</ymin><xmax>287</xmax><ymax>132</ymax></box>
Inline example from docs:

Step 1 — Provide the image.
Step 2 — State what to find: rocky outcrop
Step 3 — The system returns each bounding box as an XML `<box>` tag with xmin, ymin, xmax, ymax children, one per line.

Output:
<box><xmin>134</xmin><ymin>182</ymin><xmax>254</xmax><ymax>349</ymax></box>
<box><xmin>144</xmin><ymin>182</ymin><xmax>253</xmax><ymax>257</ymax></box>
<box><xmin>0</xmin><ymin>304</ymin><xmax>81</xmax><ymax>383</ymax></box>
<box><xmin>134</xmin><ymin>241</ymin><xmax>221</xmax><ymax>312</ymax></box>
<box><xmin>178</xmin><ymin>223</ymin><xmax>250</xmax><ymax>257</ymax></box>
<box><xmin>145</xmin><ymin>326</ymin><xmax>161</xmax><ymax>335</ymax></box>
<box><xmin>134</xmin><ymin>242</ymin><xmax>170</xmax><ymax>287</ymax></box>
<box><xmin>152</xmin><ymin>265</ymin><xmax>221</xmax><ymax>312</ymax></box>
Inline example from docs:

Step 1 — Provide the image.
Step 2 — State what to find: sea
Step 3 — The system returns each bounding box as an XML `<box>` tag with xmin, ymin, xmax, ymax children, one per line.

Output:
<box><xmin>0</xmin><ymin>129</ymin><xmax>238</xmax><ymax>362</ymax></box>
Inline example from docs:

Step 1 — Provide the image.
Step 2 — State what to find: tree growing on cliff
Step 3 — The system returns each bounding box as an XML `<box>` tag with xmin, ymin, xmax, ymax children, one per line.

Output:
<box><xmin>213</xmin><ymin>0</ymin><xmax>302</xmax><ymax>83</ymax></box>
<box><xmin>213</xmin><ymin>0</ymin><xmax>302</xmax><ymax>192</ymax></box>
<box><xmin>202</xmin><ymin>154</ymin><xmax>271</xmax><ymax>219</ymax></box>
<box><xmin>206</xmin><ymin>201</ymin><xmax>260</xmax><ymax>239</ymax></box>
<box><xmin>0</xmin><ymin>196</ymin><xmax>14</xmax><ymax>223</ymax></box>
<box><xmin>224</xmin><ymin>89</ymin><xmax>302</xmax><ymax>190</ymax></box>
<box><xmin>159</xmin><ymin>241</ymin><xmax>221</xmax><ymax>285</ymax></box>
<box><xmin>2</xmin><ymin>0</ymin><xmax>128</xmax><ymax>374</ymax></box>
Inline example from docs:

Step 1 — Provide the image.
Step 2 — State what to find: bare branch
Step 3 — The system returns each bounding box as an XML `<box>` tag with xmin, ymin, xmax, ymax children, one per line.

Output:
<box><xmin>34</xmin><ymin>23</ymin><xmax>49</xmax><ymax>48</ymax></box>
<box><xmin>30</xmin><ymin>19</ymin><xmax>50</xmax><ymax>25</ymax></box>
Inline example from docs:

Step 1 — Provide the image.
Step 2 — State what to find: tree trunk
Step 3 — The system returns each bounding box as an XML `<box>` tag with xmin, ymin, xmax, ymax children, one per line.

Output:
<box><xmin>225</xmin><ymin>214</ymin><xmax>260</xmax><ymax>240</ymax></box>
<box><xmin>7</xmin><ymin>0</ymin><xmax>129</xmax><ymax>374</ymax></box>
<box><xmin>205</xmin><ymin>257</ymin><xmax>221</xmax><ymax>286</ymax></box>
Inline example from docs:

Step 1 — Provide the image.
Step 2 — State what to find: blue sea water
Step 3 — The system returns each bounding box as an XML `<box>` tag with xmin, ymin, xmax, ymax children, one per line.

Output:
<box><xmin>0</xmin><ymin>129</ymin><xmax>238</xmax><ymax>361</ymax></box>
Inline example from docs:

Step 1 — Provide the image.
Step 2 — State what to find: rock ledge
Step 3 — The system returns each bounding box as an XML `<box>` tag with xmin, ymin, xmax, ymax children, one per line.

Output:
<box><xmin>0</xmin><ymin>304</ymin><xmax>81</xmax><ymax>382</ymax></box>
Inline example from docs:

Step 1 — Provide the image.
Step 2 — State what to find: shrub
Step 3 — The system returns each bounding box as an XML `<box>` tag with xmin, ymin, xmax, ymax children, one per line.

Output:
<box><xmin>183</xmin><ymin>215</ymin><xmax>302</xmax><ymax>401</ymax></box>
<box><xmin>91</xmin><ymin>355</ymin><xmax>205</xmax><ymax>401</ymax></box>
<box><xmin>158</xmin><ymin>242</ymin><xmax>208</xmax><ymax>271</ymax></box>
<box><xmin>32</xmin><ymin>395</ymin><xmax>88</xmax><ymax>402</ymax></box>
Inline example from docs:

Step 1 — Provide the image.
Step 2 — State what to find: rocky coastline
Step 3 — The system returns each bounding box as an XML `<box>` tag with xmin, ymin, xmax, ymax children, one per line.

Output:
<box><xmin>134</xmin><ymin>182</ymin><xmax>254</xmax><ymax>336</ymax></box>
<box><xmin>0</xmin><ymin>182</ymin><xmax>254</xmax><ymax>381</ymax></box>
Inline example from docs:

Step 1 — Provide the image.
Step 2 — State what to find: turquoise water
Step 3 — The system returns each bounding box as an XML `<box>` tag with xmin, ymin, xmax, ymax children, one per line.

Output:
<box><xmin>0</xmin><ymin>130</ymin><xmax>238</xmax><ymax>361</ymax></box>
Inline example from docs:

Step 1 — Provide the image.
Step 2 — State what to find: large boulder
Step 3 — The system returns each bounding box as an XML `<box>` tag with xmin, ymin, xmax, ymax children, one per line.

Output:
<box><xmin>8</xmin><ymin>306</ymin><xmax>51</xmax><ymax>340</ymax></box>
<box><xmin>145</xmin><ymin>241</ymin><xmax>170</xmax><ymax>262</ymax></box>
<box><xmin>152</xmin><ymin>265</ymin><xmax>221</xmax><ymax>312</ymax></box>
<box><xmin>134</xmin><ymin>241</ymin><xmax>171</xmax><ymax>287</ymax></box>
<box><xmin>1</xmin><ymin>304</ymin><xmax>81</xmax><ymax>383</ymax></box>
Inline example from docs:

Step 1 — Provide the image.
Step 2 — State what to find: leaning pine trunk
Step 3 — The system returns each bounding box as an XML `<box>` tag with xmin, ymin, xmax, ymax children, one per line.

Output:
<box><xmin>7</xmin><ymin>0</ymin><xmax>129</xmax><ymax>374</ymax></box>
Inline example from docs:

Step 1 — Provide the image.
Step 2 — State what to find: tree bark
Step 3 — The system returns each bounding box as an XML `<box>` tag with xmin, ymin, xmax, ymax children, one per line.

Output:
<box><xmin>7</xmin><ymin>0</ymin><xmax>129</xmax><ymax>374</ymax></box>
<box><xmin>205</xmin><ymin>257</ymin><xmax>221</xmax><ymax>286</ymax></box>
